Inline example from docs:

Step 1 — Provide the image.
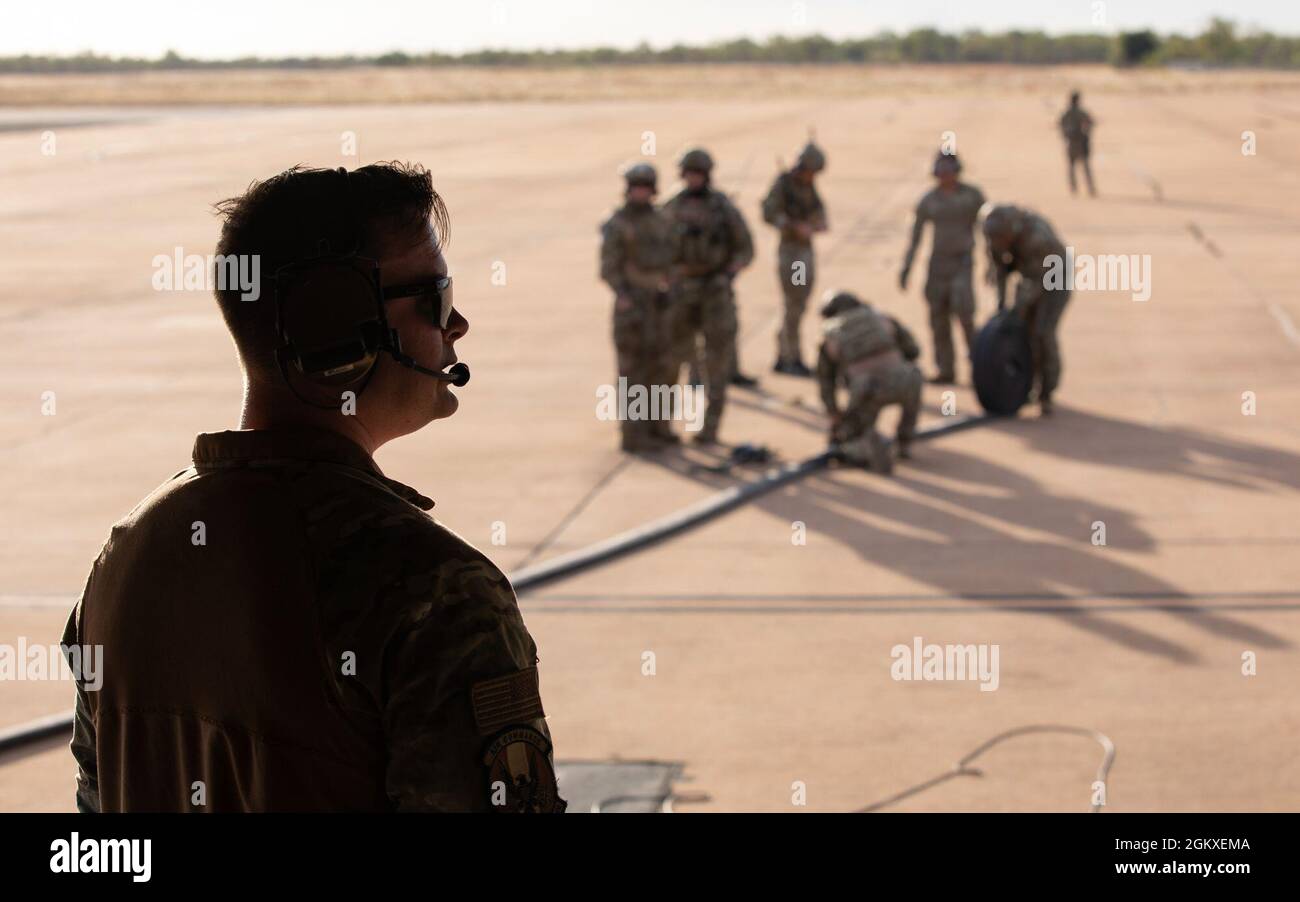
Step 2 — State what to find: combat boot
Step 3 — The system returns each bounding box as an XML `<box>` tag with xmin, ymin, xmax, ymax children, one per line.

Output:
<box><xmin>869</xmin><ymin>432</ymin><xmax>893</xmax><ymax>475</ymax></box>
<box><xmin>650</xmin><ymin>422</ymin><xmax>681</xmax><ymax>445</ymax></box>
<box><xmin>621</xmin><ymin>428</ymin><xmax>660</xmax><ymax>454</ymax></box>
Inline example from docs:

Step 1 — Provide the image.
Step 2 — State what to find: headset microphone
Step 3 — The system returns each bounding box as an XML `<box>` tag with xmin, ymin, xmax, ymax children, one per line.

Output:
<box><xmin>389</xmin><ymin>351</ymin><xmax>471</xmax><ymax>387</ymax></box>
<box><xmin>439</xmin><ymin>362</ymin><xmax>471</xmax><ymax>386</ymax></box>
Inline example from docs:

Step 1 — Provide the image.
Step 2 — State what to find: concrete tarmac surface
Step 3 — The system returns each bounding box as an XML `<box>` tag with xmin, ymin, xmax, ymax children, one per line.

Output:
<box><xmin>1</xmin><ymin>68</ymin><xmax>1298</xmax><ymax>811</ymax></box>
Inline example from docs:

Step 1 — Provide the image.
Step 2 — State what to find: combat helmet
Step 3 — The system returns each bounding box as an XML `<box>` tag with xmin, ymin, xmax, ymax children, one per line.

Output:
<box><xmin>796</xmin><ymin>140</ymin><xmax>827</xmax><ymax>173</ymax></box>
<box><xmin>678</xmin><ymin>148</ymin><xmax>714</xmax><ymax>174</ymax></box>
<box><xmin>933</xmin><ymin>149</ymin><xmax>962</xmax><ymax>176</ymax></box>
<box><xmin>979</xmin><ymin>203</ymin><xmax>1024</xmax><ymax>240</ymax></box>
<box><xmin>622</xmin><ymin>162</ymin><xmax>658</xmax><ymax>191</ymax></box>
<box><xmin>819</xmin><ymin>289</ymin><xmax>865</xmax><ymax>319</ymax></box>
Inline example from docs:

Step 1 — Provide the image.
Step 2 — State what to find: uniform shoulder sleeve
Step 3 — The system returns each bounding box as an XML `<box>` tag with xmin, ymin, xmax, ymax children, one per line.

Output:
<box><xmin>816</xmin><ymin>342</ymin><xmax>839</xmax><ymax>414</ymax></box>
<box><xmin>890</xmin><ymin>317</ymin><xmax>921</xmax><ymax>362</ymax></box>
<box><xmin>372</xmin><ymin>523</ymin><xmax>560</xmax><ymax>812</ymax></box>
<box><xmin>295</xmin><ymin>470</ymin><xmax>562</xmax><ymax>813</ymax></box>
<box><xmin>599</xmin><ymin>212</ymin><xmax>630</xmax><ymax>292</ymax></box>
<box><xmin>722</xmin><ymin>194</ymin><xmax>754</xmax><ymax>269</ymax></box>
<box><xmin>920</xmin><ymin>189</ymin><xmax>939</xmax><ymax>219</ymax></box>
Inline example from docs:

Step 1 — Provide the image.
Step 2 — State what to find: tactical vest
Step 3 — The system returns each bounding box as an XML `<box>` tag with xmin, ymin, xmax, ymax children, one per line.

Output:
<box><xmin>823</xmin><ymin>307</ymin><xmax>895</xmax><ymax>364</ymax></box>
<box><xmin>672</xmin><ymin>191</ymin><xmax>734</xmax><ymax>272</ymax></box>
<box><xmin>615</xmin><ymin>208</ymin><xmax>673</xmax><ymax>272</ymax></box>
<box><xmin>778</xmin><ymin>174</ymin><xmax>822</xmax><ymax>223</ymax></box>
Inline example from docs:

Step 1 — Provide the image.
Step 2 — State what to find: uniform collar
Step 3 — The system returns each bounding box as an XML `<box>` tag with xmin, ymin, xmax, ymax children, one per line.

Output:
<box><xmin>192</xmin><ymin>429</ymin><xmax>435</xmax><ymax>511</ymax></box>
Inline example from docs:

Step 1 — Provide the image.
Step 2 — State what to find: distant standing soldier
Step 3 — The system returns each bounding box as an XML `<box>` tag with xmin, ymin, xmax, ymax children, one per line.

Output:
<box><xmin>762</xmin><ymin>140</ymin><xmax>828</xmax><ymax>376</ymax></box>
<box><xmin>1059</xmin><ymin>91</ymin><xmax>1096</xmax><ymax>196</ymax></box>
<box><xmin>816</xmin><ymin>291</ymin><xmax>922</xmax><ymax>475</ymax></box>
<box><xmin>898</xmin><ymin>150</ymin><xmax>985</xmax><ymax>385</ymax></box>
<box><xmin>981</xmin><ymin>204</ymin><xmax>1071</xmax><ymax>416</ymax></box>
<box><xmin>600</xmin><ymin>163</ymin><xmax>678</xmax><ymax>452</ymax></box>
<box><xmin>663</xmin><ymin>148</ymin><xmax>754</xmax><ymax>445</ymax></box>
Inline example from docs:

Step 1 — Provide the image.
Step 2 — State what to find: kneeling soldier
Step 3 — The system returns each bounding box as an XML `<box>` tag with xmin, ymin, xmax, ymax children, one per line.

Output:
<box><xmin>816</xmin><ymin>291</ymin><xmax>922</xmax><ymax>474</ymax></box>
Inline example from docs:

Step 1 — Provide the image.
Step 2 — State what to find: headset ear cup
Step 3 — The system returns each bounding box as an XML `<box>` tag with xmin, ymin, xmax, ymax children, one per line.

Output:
<box><xmin>277</xmin><ymin>259</ymin><xmax>384</xmax><ymax>387</ymax></box>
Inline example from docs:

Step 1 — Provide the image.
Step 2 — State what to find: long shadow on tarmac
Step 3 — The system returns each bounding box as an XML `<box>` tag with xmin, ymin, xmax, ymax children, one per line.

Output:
<box><xmin>1005</xmin><ymin>407</ymin><xmax>1300</xmax><ymax>493</ymax></box>
<box><xmin>645</xmin><ymin>404</ymin><xmax>1293</xmax><ymax>663</ymax></box>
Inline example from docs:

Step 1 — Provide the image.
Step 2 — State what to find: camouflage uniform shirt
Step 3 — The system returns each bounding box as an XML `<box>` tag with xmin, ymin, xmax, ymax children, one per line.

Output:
<box><xmin>761</xmin><ymin>171</ymin><xmax>827</xmax><ymax>247</ymax></box>
<box><xmin>902</xmin><ymin>182</ymin><xmax>986</xmax><ymax>277</ymax></box>
<box><xmin>1059</xmin><ymin>106</ymin><xmax>1094</xmax><ymax>155</ymax></box>
<box><xmin>62</xmin><ymin>428</ymin><xmax>562</xmax><ymax>813</ymax></box>
<box><xmin>663</xmin><ymin>187</ymin><xmax>754</xmax><ymax>277</ymax></box>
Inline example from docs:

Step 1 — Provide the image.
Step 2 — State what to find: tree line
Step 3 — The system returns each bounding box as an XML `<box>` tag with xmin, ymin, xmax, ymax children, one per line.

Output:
<box><xmin>3</xmin><ymin>19</ymin><xmax>1297</xmax><ymax>73</ymax></box>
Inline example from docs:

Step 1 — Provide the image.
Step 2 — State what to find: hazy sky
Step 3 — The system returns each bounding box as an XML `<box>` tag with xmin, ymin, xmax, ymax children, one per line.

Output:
<box><xmin>9</xmin><ymin>0</ymin><xmax>1297</xmax><ymax>59</ymax></box>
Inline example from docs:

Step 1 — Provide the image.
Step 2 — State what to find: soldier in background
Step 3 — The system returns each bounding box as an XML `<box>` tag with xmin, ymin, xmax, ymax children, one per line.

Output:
<box><xmin>981</xmin><ymin>204</ymin><xmax>1072</xmax><ymax>416</ymax></box>
<box><xmin>762</xmin><ymin>140</ymin><xmax>828</xmax><ymax>377</ymax></box>
<box><xmin>899</xmin><ymin>149</ymin><xmax>986</xmax><ymax>385</ymax></box>
<box><xmin>600</xmin><ymin>163</ymin><xmax>678</xmax><ymax>452</ymax></box>
<box><xmin>1059</xmin><ymin>91</ymin><xmax>1097</xmax><ymax>196</ymax></box>
<box><xmin>816</xmin><ymin>291</ymin><xmax>922</xmax><ymax>475</ymax></box>
<box><xmin>663</xmin><ymin>148</ymin><xmax>754</xmax><ymax>445</ymax></box>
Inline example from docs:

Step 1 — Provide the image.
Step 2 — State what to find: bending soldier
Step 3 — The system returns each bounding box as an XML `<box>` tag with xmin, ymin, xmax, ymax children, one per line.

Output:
<box><xmin>816</xmin><ymin>291</ymin><xmax>922</xmax><ymax>475</ymax></box>
<box><xmin>981</xmin><ymin>204</ymin><xmax>1072</xmax><ymax>416</ymax></box>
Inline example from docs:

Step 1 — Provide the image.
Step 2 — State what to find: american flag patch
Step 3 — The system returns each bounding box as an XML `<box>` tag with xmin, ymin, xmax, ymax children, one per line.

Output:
<box><xmin>471</xmin><ymin>667</ymin><xmax>545</xmax><ymax>736</ymax></box>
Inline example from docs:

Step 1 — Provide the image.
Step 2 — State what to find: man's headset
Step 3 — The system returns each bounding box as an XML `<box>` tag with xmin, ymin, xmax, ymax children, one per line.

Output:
<box><xmin>271</xmin><ymin>167</ymin><xmax>470</xmax><ymax>406</ymax></box>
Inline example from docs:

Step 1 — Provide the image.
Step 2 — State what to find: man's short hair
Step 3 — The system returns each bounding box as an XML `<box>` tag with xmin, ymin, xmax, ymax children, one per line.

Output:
<box><xmin>211</xmin><ymin>162</ymin><xmax>449</xmax><ymax>377</ymax></box>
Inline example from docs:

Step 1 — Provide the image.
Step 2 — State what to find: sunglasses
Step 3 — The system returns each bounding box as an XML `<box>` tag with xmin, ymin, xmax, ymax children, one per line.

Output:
<box><xmin>384</xmin><ymin>275</ymin><xmax>454</xmax><ymax>329</ymax></box>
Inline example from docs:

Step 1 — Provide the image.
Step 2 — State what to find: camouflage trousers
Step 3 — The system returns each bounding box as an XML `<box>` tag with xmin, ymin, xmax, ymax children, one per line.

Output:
<box><xmin>924</xmin><ymin>255</ymin><xmax>976</xmax><ymax>380</ymax></box>
<box><xmin>1016</xmin><ymin>283</ymin><xmax>1071</xmax><ymax>402</ymax></box>
<box><xmin>613</xmin><ymin>287</ymin><xmax>676</xmax><ymax>445</ymax></box>
<box><xmin>670</xmin><ymin>274</ymin><xmax>737</xmax><ymax>438</ymax></box>
<box><xmin>776</xmin><ymin>241</ymin><xmax>815</xmax><ymax>362</ymax></box>
<box><xmin>836</xmin><ymin>363</ymin><xmax>923</xmax><ymax>467</ymax></box>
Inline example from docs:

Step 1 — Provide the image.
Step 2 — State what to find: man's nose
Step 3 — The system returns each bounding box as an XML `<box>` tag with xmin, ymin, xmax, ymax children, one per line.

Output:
<box><xmin>444</xmin><ymin>307</ymin><xmax>468</xmax><ymax>341</ymax></box>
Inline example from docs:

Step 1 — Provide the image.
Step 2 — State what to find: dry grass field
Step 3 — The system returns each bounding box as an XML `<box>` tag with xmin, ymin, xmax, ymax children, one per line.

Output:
<box><xmin>4</xmin><ymin>62</ymin><xmax>1300</xmax><ymax>106</ymax></box>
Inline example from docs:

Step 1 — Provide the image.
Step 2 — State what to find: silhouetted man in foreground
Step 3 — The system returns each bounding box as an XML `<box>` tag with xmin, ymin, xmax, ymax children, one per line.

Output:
<box><xmin>63</xmin><ymin>163</ymin><xmax>563</xmax><ymax>813</ymax></box>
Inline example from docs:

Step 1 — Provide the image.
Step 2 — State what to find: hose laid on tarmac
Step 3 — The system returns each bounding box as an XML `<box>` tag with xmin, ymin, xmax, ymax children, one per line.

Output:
<box><xmin>856</xmin><ymin>724</ymin><xmax>1117</xmax><ymax>814</ymax></box>
<box><xmin>0</xmin><ymin>413</ymin><xmax>994</xmax><ymax>756</ymax></box>
<box><xmin>511</xmin><ymin>413</ymin><xmax>992</xmax><ymax>590</ymax></box>
<box><xmin>0</xmin><ymin>712</ymin><xmax>78</xmax><ymax>755</ymax></box>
